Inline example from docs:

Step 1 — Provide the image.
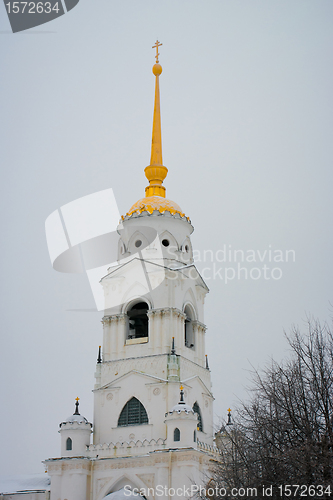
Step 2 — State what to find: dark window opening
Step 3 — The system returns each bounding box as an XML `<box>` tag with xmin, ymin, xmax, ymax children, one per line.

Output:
<box><xmin>66</xmin><ymin>437</ymin><xmax>72</xmax><ymax>450</ymax></box>
<box><xmin>174</xmin><ymin>428</ymin><xmax>180</xmax><ymax>441</ymax></box>
<box><xmin>162</xmin><ymin>239</ymin><xmax>170</xmax><ymax>247</ymax></box>
<box><xmin>127</xmin><ymin>302</ymin><xmax>149</xmax><ymax>340</ymax></box>
<box><xmin>135</xmin><ymin>239</ymin><xmax>142</xmax><ymax>248</ymax></box>
<box><xmin>194</xmin><ymin>430</ymin><xmax>196</xmax><ymax>442</ymax></box>
<box><xmin>193</xmin><ymin>402</ymin><xmax>203</xmax><ymax>432</ymax></box>
<box><xmin>184</xmin><ymin>305</ymin><xmax>194</xmax><ymax>348</ymax></box>
<box><xmin>118</xmin><ymin>397</ymin><xmax>149</xmax><ymax>427</ymax></box>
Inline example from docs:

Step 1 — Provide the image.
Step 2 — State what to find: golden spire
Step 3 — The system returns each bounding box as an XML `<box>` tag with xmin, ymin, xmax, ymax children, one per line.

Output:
<box><xmin>144</xmin><ymin>40</ymin><xmax>168</xmax><ymax>198</ymax></box>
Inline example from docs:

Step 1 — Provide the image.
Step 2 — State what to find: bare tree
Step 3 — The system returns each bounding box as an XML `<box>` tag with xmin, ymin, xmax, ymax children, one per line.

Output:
<box><xmin>209</xmin><ymin>318</ymin><xmax>333</xmax><ymax>499</ymax></box>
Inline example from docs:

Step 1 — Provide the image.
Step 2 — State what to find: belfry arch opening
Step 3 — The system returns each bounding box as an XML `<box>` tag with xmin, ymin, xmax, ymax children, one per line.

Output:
<box><xmin>193</xmin><ymin>402</ymin><xmax>203</xmax><ymax>432</ymax></box>
<box><xmin>184</xmin><ymin>304</ymin><xmax>195</xmax><ymax>349</ymax></box>
<box><xmin>126</xmin><ymin>302</ymin><xmax>149</xmax><ymax>342</ymax></box>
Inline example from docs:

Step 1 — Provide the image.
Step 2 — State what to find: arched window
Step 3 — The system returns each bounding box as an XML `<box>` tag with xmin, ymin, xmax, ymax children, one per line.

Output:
<box><xmin>66</xmin><ymin>437</ymin><xmax>72</xmax><ymax>450</ymax></box>
<box><xmin>184</xmin><ymin>305</ymin><xmax>195</xmax><ymax>349</ymax></box>
<box><xmin>193</xmin><ymin>402</ymin><xmax>203</xmax><ymax>432</ymax></box>
<box><xmin>118</xmin><ymin>397</ymin><xmax>149</xmax><ymax>427</ymax></box>
<box><xmin>174</xmin><ymin>428</ymin><xmax>180</xmax><ymax>441</ymax></box>
<box><xmin>127</xmin><ymin>302</ymin><xmax>149</xmax><ymax>340</ymax></box>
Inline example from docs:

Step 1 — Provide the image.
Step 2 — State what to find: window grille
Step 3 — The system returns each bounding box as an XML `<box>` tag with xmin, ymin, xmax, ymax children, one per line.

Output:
<box><xmin>118</xmin><ymin>397</ymin><xmax>149</xmax><ymax>426</ymax></box>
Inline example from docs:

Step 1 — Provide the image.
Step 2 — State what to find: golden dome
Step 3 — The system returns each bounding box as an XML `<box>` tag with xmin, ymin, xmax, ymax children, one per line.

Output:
<box><xmin>125</xmin><ymin>196</ymin><xmax>186</xmax><ymax>219</ymax></box>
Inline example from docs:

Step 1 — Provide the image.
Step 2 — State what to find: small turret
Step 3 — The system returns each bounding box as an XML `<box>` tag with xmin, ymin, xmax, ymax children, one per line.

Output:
<box><xmin>164</xmin><ymin>387</ymin><xmax>198</xmax><ymax>449</ymax></box>
<box><xmin>214</xmin><ymin>408</ymin><xmax>233</xmax><ymax>450</ymax></box>
<box><xmin>59</xmin><ymin>398</ymin><xmax>92</xmax><ymax>457</ymax></box>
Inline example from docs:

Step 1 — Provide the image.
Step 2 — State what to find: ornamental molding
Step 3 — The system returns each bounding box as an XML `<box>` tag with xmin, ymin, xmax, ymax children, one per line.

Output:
<box><xmin>47</xmin><ymin>459</ymin><xmax>92</xmax><ymax>473</ymax></box>
<box><xmin>103</xmin><ymin>353</ymin><xmax>168</xmax><ymax>365</ymax></box>
<box><xmin>136</xmin><ymin>473</ymin><xmax>155</xmax><ymax>489</ymax></box>
<box><xmin>62</xmin><ymin>461</ymin><xmax>91</xmax><ymax>472</ymax></box>
<box><xmin>192</xmin><ymin>320</ymin><xmax>207</xmax><ymax>331</ymax></box>
<box><xmin>92</xmin><ymin>448</ymin><xmax>205</xmax><ymax>469</ymax></box>
<box><xmin>147</xmin><ymin>307</ymin><xmax>186</xmax><ymax>320</ymax></box>
<box><xmin>96</xmin><ymin>477</ymin><xmax>113</xmax><ymax>499</ymax></box>
<box><xmin>46</xmin><ymin>462</ymin><xmax>62</xmax><ymax>472</ymax></box>
<box><xmin>94</xmin><ymin>456</ymin><xmax>154</xmax><ymax>470</ymax></box>
<box><xmin>102</xmin><ymin>314</ymin><xmax>126</xmax><ymax>324</ymax></box>
<box><xmin>147</xmin><ymin>309</ymin><xmax>162</xmax><ymax>318</ymax></box>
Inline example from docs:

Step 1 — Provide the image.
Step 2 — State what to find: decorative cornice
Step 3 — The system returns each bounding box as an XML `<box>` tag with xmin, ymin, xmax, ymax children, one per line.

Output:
<box><xmin>147</xmin><ymin>307</ymin><xmax>186</xmax><ymax>320</ymax></box>
<box><xmin>102</xmin><ymin>353</ymin><xmax>169</xmax><ymax>364</ymax></box>
<box><xmin>45</xmin><ymin>457</ymin><xmax>92</xmax><ymax>473</ymax></box>
<box><xmin>46</xmin><ymin>448</ymin><xmax>215</xmax><ymax>473</ymax></box>
<box><xmin>192</xmin><ymin>320</ymin><xmax>207</xmax><ymax>332</ymax></box>
<box><xmin>102</xmin><ymin>314</ymin><xmax>126</xmax><ymax>324</ymax></box>
<box><xmin>92</xmin><ymin>447</ymin><xmax>209</xmax><ymax>469</ymax></box>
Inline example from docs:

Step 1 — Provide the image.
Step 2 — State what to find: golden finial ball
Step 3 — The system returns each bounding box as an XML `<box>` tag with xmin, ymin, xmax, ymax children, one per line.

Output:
<box><xmin>153</xmin><ymin>63</ymin><xmax>162</xmax><ymax>76</ymax></box>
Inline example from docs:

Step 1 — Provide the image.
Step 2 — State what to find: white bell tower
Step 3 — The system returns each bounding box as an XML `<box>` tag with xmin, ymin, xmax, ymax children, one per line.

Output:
<box><xmin>92</xmin><ymin>190</ymin><xmax>213</xmax><ymax>445</ymax></box>
<box><xmin>92</xmin><ymin>42</ymin><xmax>213</xmax><ymax>450</ymax></box>
<box><xmin>46</xmin><ymin>42</ymin><xmax>219</xmax><ymax>500</ymax></box>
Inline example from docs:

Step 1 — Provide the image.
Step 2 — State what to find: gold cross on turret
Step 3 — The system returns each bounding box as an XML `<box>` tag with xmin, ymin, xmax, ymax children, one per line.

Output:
<box><xmin>76</xmin><ymin>397</ymin><xmax>80</xmax><ymax>402</ymax></box>
<box><xmin>152</xmin><ymin>40</ymin><xmax>162</xmax><ymax>63</ymax></box>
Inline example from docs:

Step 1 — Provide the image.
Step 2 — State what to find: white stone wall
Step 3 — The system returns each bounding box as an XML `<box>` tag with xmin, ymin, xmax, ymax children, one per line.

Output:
<box><xmin>46</xmin><ymin>459</ymin><xmax>91</xmax><ymax>500</ymax></box>
<box><xmin>93</xmin><ymin>358</ymin><xmax>213</xmax><ymax>447</ymax></box>
<box><xmin>91</xmin><ymin>449</ymin><xmax>213</xmax><ymax>500</ymax></box>
<box><xmin>46</xmin><ymin>448</ymin><xmax>218</xmax><ymax>500</ymax></box>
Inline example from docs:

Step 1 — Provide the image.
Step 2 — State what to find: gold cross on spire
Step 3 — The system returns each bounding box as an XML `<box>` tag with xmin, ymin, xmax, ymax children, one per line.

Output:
<box><xmin>152</xmin><ymin>40</ymin><xmax>162</xmax><ymax>63</ymax></box>
<box><xmin>76</xmin><ymin>397</ymin><xmax>80</xmax><ymax>402</ymax></box>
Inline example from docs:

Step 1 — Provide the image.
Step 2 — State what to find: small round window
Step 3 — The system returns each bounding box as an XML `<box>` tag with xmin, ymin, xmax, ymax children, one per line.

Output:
<box><xmin>135</xmin><ymin>240</ymin><xmax>142</xmax><ymax>248</ymax></box>
<box><xmin>162</xmin><ymin>239</ymin><xmax>170</xmax><ymax>247</ymax></box>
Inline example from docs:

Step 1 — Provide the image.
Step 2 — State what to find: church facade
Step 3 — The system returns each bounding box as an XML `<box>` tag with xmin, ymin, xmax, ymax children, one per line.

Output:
<box><xmin>44</xmin><ymin>42</ymin><xmax>220</xmax><ymax>500</ymax></box>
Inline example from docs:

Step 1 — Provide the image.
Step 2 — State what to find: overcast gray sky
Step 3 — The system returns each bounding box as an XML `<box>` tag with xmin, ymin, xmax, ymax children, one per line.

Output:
<box><xmin>0</xmin><ymin>0</ymin><xmax>332</xmax><ymax>476</ymax></box>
